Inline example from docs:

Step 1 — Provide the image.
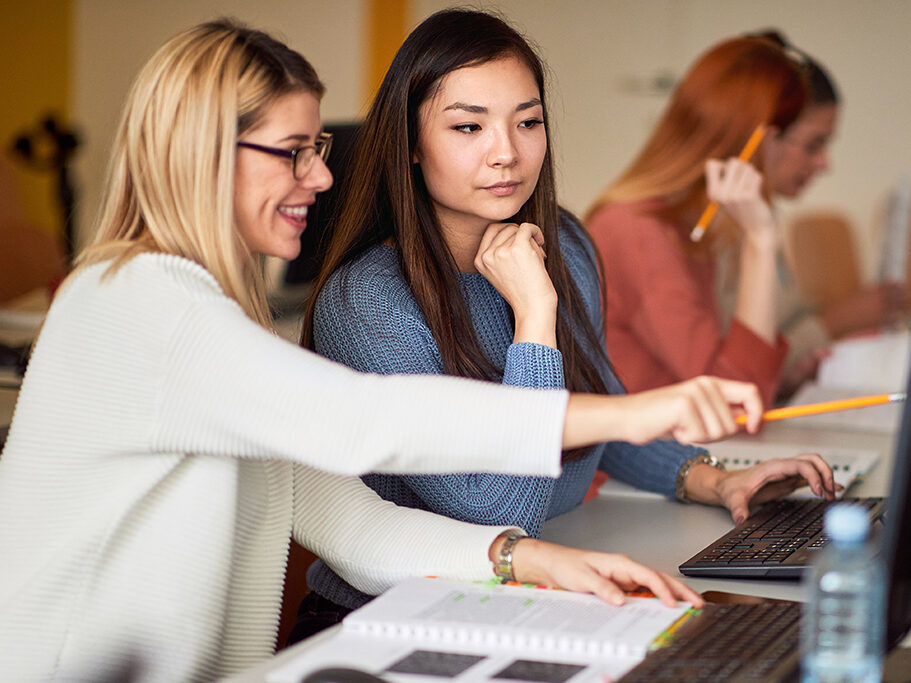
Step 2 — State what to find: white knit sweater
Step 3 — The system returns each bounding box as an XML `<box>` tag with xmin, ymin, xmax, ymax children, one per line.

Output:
<box><xmin>0</xmin><ymin>254</ymin><xmax>567</xmax><ymax>682</ymax></box>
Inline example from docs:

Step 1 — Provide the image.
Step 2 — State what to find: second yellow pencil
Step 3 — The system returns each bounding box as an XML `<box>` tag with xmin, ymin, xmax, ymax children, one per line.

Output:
<box><xmin>735</xmin><ymin>392</ymin><xmax>906</xmax><ymax>426</ymax></box>
<box><xmin>690</xmin><ymin>125</ymin><xmax>768</xmax><ymax>242</ymax></box>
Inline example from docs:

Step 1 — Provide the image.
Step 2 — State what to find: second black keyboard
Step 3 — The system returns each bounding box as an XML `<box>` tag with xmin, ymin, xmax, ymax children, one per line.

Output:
<box><xmin>679</xmin><ymin>497</ymin><xmax>885</xmax><ymax>579</ymax></box>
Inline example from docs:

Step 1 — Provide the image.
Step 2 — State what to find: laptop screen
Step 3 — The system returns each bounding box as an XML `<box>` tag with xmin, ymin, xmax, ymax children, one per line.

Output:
<box><xmin>884</xmin><ymin>366</ymin><xmax>911</xmax><ymax>649</ymax></box>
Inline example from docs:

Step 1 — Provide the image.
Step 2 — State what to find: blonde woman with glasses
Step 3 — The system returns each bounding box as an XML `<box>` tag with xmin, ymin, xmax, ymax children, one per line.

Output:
<box><xmin>0</xmin><ymin>19</ymin><xmax>783</xmax><ymax>683</ymax></box>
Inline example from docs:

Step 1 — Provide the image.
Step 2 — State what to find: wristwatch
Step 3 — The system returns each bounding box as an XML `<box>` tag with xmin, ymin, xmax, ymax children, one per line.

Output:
<box><xmin>493</xmin><ymin>531</ymin><xmax>527</xmax><ymax>582</ymax></box>
<box><xmin>675</xmin><ymin>452</ymin><xmax>726</xmax><ymax>503</ymax></box>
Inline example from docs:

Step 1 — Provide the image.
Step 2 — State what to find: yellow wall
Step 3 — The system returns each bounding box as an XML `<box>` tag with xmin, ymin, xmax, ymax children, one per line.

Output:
<box><xmin>366</xmin><ymin>0</ymin><xmax>408</xmax><ymax>102</ymax></box>
<box><xmin>0</xmin><ymin>1</ymin><xmax>71</xmax><ymax>237</ymax></box>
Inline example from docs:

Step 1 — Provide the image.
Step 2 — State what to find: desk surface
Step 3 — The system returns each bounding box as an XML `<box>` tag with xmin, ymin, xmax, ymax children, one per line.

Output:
<box><xmin>227</xmin><ymin>418</ymin><xmax>903</xmax><ymax>680</ymax></box>
<box><xmin>542</xmin><ymin>420</ymin><xmax>895</xmax><ymax>602</ymax></box>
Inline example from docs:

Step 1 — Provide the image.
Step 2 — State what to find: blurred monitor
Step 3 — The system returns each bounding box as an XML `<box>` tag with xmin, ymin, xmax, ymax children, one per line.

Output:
<box><xmin>284</xmin><ymin>121</ymin><xmax>361</xmax><ymax>285</ymax></box>
<box><xmin>878</xmin><ymin>173</ymin><xmax>911</xmax><ymax>284</ymax></box>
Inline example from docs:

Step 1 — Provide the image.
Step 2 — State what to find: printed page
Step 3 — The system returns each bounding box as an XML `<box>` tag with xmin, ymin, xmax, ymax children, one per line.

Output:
<box><xmin>267</xmin><ymin>631</ymin><xmax>642</xmax><ymax>683</ymax></box>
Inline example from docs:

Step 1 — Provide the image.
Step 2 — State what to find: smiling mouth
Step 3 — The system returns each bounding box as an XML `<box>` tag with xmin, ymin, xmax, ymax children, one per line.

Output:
<box><xmin>278</xmin><ymin>204</ymin><xmax>309</xmax><ymax>225</ymax></box>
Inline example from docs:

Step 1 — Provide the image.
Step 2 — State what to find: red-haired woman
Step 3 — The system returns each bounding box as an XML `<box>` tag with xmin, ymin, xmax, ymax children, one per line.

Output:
<box><xmin>586</xmin><ymin>36</ymin><xmax>807</xmax><ymax>406</ymax></box>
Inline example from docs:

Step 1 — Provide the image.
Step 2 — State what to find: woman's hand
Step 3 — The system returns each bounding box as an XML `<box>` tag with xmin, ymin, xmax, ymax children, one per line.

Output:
<box><xmin>707</xmin><ymin>158</ymin><xmax>779</xmax><ymax>344</ymax></box>
<box><xmin>496</xmin><ymin>536</ymin><xmax>703</xmax><ymax>608</ymax></box>
<box><xmin>566</xmin><ymin>376</ymin><xmax>763</xmax><ymax>450</ymax></box>
<box><xmin>474</xmin><ymin>222</ymin><xmax>558</xmax><ymax>347</ymax></box>
<box><xmin>684</xmin><ymin>452</ymin><xmax>839</xmax><ymax>524</ymax></box>
<box><xmin>705</xmin><ymin>158</ymin><xmax>776</xmax><ymax>244</ymax></box>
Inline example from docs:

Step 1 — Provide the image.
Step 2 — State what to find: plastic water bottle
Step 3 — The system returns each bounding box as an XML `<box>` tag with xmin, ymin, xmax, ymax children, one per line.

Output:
<box><xmin>801</xmin><ymin>504</ymin><xmax>885</xmax><ymax>682</ymax></box>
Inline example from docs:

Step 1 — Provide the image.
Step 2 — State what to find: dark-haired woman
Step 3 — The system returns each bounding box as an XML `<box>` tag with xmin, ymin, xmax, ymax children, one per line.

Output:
<box><xmin>297</xmin><ymin>9</ymin><xmax>836</xmax><ymax>641</ymax></box>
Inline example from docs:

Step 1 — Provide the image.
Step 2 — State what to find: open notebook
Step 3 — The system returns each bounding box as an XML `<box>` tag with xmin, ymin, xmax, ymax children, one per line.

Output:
<box><xmin>599</xmin><ymin>440</ymin><xmax>879</xmax><ymax>501</ymax></box>
<box><xmin>267</xmin><ymin>577</ymin><xmax>691</xmax><ymax>683</ymax></box>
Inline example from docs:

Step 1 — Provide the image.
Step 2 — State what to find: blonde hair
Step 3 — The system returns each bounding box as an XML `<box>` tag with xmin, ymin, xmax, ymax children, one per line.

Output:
<box><xmin>585</xmin><ymin>37</ymin><xmax>806</xmax><ymax>247</ymax></box>
<box><xmin>76</xmin><ymin>19</ymin><xmax>324</xmax><ymax>327</ymax></box>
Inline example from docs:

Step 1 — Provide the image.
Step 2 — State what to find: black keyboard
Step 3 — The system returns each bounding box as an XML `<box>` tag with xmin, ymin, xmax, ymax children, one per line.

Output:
<box><xmin>679</xmin><ymin>497</ymin><xmax>885</xmax><ymax>578</ymax></box>
<box><xmin>620</xmin><ymin>601</ymin><xmax>801</xmax><ymax>682</ymax></box>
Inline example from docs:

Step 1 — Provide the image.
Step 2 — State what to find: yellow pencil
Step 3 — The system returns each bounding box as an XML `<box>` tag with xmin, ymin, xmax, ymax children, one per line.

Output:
<box><xmin>735</xmin><ymin>392</ymin><xmax>906</xmax><ymax>426</ymax></box>
<box><xmin>690</xmin><ymin>125</ymin><xmax>768</xmax><ymax>242</ymax></box>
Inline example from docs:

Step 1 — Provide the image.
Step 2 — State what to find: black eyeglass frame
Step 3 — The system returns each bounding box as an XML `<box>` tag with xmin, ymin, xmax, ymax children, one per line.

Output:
<box><xmin>237</xmin><ymin>132</ymin><xmax>333</xmax><ymax>179</ymax></box>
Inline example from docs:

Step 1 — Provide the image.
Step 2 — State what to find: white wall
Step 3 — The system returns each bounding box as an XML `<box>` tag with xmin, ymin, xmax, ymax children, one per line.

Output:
<box><xmin>72</xmin><ymin>0</ymin><xmax>367</xmax><ymax>248</ymax></box>
<box><xmin>73</xmin><ymin>0</ymin><xmax>911</xmax><ymax>277</ymax></box>
<box><xmin>414</xmin><ymin>0</ymin><xmax>911</xmax><ymax>278</ymax></box>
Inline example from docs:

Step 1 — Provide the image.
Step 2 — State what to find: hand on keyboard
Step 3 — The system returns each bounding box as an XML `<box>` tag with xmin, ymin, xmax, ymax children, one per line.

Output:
<box><xmin>684</xmin><ymin>452</ymin><xmax>839</xmax><ymax>524</ymax></box>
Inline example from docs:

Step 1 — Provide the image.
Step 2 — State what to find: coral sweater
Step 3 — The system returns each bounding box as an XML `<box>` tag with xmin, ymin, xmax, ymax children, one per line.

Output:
<box><xmin>587</xmin><ymin>200</ymin><xmax>787</xmax><ymax>406</ymax></box>
<box><xmin>0</xmin><ymin>254</ymin><xmax>567</xmax><ymax>682</ymax></box>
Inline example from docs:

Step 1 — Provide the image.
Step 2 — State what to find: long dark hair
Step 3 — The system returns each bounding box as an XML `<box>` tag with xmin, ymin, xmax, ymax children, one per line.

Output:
<box><xmin>303</xmin><ymin>9</ymin><xmax>610</xmax><ymax>458</ymax></box>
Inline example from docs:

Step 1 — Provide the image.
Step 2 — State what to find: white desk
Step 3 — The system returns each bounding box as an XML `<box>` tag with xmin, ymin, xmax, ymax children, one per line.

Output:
<box><xmin>542</xmin><ymin>420</ymin><xmax>896</xmax><ymax>603</ymax></box>
<box><xmin>226</xmin><ymin>418</ymin><xmax>904</xmax><ymax>681</ymax></box>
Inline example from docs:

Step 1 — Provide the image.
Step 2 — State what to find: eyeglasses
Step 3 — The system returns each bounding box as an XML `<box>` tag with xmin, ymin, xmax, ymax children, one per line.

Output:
<box><xmin>237</xmin><ymin>132</ymin><xmax>333</xmax><ymax>179</ymax></box>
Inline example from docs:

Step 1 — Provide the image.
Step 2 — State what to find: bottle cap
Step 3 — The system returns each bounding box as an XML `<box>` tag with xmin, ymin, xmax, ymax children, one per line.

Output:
<box><xmin>824</xmin><ymin>504</ymin><xmax>869</xmax><ymax>544</ymax></box>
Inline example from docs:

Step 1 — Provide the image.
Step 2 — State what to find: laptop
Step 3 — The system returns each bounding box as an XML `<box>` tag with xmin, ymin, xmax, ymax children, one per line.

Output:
<box><xmin>619</xmin><ymin>372</ymin><xmax>911</xmax><ymax>681</ymax></box>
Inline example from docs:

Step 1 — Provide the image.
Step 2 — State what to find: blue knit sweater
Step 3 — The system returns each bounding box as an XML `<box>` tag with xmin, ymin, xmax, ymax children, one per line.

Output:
<box><xmin>307</xmin><ymin>218</ymin><xmax>704</xmax><ymax>609</ymax></box>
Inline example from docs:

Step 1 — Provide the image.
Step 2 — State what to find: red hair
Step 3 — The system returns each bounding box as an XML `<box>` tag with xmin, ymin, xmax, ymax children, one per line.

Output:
<box><xmin>587</xmin><ymin>37</ymin><xmax>807</xmax><ymax>246</ymax></box>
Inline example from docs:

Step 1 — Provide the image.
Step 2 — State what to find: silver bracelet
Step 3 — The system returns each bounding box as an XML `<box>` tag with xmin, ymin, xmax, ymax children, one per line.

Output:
<box><xmin>493</xmin><ymin>531</ymin><xmax>527</xmax><ymax>582</ymax></box>
<box><xmin>675</xmin><ymin>452</ymin><xmax>725</xmax><ymax>503</ymax></box>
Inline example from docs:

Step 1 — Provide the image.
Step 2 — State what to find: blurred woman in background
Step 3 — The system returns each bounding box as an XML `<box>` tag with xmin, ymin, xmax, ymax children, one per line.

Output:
<box><xmin>586</xmin><ymin>36</ymin><xmax>807</xmax><ymax>405</ymax></box>
<box><xmin>752</xmin><ymin>30</ymin><xmax>908</xmax><ymax>396</ymax></box>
